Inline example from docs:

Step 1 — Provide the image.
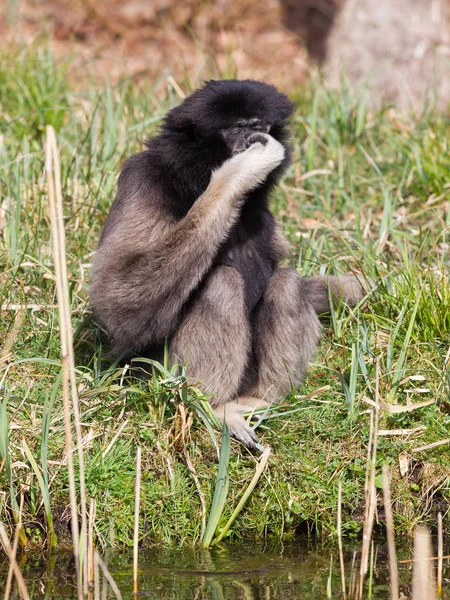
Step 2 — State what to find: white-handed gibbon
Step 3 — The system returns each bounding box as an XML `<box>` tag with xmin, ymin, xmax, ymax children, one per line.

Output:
<box><xmin>90</xmin><ymin>80</ymin><xmax>366</xmax><ymax>448</ymax></box>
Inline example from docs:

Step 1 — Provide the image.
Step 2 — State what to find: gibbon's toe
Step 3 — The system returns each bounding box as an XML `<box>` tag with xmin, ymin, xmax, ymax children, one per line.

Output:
<box><xmin>227</xmin><ymin>416</ymin><xmax>260</xmax><ymax>449</ymax></box>
<box><xmin>213</xmin><ymin>404</ymin><xmax>260</xmax><ymax>449</ymax></box>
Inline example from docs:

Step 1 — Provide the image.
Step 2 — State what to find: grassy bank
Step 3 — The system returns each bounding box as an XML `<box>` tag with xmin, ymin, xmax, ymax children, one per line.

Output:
<box><xmin>0</xmin><ymin>43</ymin><xmax>449</xmax><ymax>550</ymax></box>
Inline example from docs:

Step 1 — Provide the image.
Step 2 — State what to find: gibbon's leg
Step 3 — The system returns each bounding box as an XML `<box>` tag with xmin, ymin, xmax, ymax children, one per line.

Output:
<box><xmin>248</xmin><ymin>269</ymin><xmax>322</xmax><ymax>403</ymax></box>
<box><xmin>169</xmin><ymin>266</ymin><xmax>261</xmax><ymax>447</ymax></box>
<box><xmin>303</xmin><ymin>274</ymin><xmax>368</xmax><ymax>315</ymax></box>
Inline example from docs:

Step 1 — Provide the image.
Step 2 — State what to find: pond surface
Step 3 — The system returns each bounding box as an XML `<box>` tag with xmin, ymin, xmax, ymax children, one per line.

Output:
<box><xmin>0</xmin><ymin>540</ymin><xmax>438</xmax><ymax>599</ymax></box>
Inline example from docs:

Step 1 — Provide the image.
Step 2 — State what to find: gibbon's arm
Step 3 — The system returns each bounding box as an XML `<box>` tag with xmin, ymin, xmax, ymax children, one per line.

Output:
<box><xmin>91</xmin><ymin>135</ymin><xmax>285</xmax><ymax>353</ymax></box>
<box><xmin>271</xmin><ymin>223</ymin><xmax>291</xmax><ymax>265</ymax></box>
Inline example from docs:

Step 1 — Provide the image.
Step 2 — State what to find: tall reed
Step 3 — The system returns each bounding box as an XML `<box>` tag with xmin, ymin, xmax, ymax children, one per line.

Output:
<box><xmin>45</xmin><ymin>126</ymin><xmax>88</xmax><ymax>597</ymax></box>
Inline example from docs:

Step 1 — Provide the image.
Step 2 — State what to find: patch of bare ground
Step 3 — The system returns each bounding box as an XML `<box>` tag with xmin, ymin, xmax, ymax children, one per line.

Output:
<box><xmin>1</xmin><ymin>0</ymin><xmax>313</xmax><ymax>90</ymax></box>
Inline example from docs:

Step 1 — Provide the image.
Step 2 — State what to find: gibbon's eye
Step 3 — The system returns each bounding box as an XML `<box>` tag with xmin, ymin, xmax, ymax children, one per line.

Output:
<box><xmin>230</xmin><ymin>128</ymin><xmax>241</xmax><ymax>135</ymax></box>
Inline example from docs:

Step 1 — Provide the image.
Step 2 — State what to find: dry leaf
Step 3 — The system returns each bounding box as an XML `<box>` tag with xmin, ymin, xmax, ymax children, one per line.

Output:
<box><xmin>399</xmin><ymin>454</ymin><xmax>410</xmax><ymax>477</ymax></box>
<box><xmin>379</xmin><ymin>399</ymin><xmax>435</xmax><ymax>413</ymax></box>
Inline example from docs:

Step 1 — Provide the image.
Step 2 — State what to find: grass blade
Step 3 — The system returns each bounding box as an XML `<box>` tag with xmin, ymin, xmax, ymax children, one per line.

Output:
<box><xmin>215</xmin><ymin>446</ymin><xmax>271</xmax><ymax>543</ymax></box>
<box><xmin>202</xmin><ymin>421</ymin><xmax>230</xmax><ymax>548</ymax></box>
<box><xmin>22</xmin><ymin>438</ymin><xmax>56</xmax><ymax>547</ymax></box>
<box><xmin>388</xmin><ymin>290</ymin><xmax>422</xmax><ymax>402</ymax></box>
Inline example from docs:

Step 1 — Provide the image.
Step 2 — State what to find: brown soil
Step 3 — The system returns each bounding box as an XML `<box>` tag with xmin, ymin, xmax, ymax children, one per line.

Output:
<box><xmin>0</xmin><ymin>0</ymin><xmax>340</xmax><ymax>92</ymax></box>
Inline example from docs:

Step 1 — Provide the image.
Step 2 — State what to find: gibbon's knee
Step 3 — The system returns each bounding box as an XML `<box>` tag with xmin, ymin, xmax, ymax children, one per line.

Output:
<box><xmin>250</xmin><ymin>269</ymin><xmax>321</xmax><ymax>402</ymax></box>
<box><xmin>169</xmin><ymin>266</ymin><xmax>251</xmax><ymax>403</ymax></box>
<box><xmin>303</xmin><ymin>274</ymin><xmax>368</xmax><ymax>315</ymax></box>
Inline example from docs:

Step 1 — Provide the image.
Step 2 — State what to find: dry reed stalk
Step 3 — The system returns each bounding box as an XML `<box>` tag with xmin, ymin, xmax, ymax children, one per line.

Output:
<box><xmin>51</xmin><ymin>127</ymin><xmax>89</xmax><ymax>591</ymax></box>
<box><xmin>101</xmin><ymin>552</ymin><xmax>108</xmax><ymax>600</ymax></box>
<box><xmin>179</xmin><ymin>403</ymin><xmax>207</xmax><ymax>539</ymax></box>
<box><xmin>0</xmin><ymin>303</ymin><xmax>59</xmax><ymax>311</ymax></box>
<box><xmin>400</xmin><ymin>556</ymin><xmax>450</xmax><ymax>564</ymax></box>
<box><xmin>95</xmin><ymin>551</ymin><xmax>123</xmax><ymax>600</ymax></box>
<box><xmin>94</xmin><ymin>551</ymin><xmax>100</xmax><ymax>600</ymax></box>
<box><xmin>0</xmin><ymin>523</ymin><xmax>30</xmax><ymax>600</ymax></box>
<box><xmin>88</xmin><ymin>498</ymin><xmax>97</xmax><ymax>590</ymax></box>
<box><xmin>3</xmin><ymin>502</ymin><xmax>22</xmax><ymax>600</ymax></box>
<box><xmin>3</xmin><ymin>495</ymin><xmax>25</xmax><ymax>600</ymax></box>
<box><xmin>363</xmin><ymin>409</ymin><xmax>374</xmax><ymax>523</ymax></box>
<box><xmin>412</xmin><ymin>439</ymin><xmax>450</xmax><ymax>453</ymax></box>
<box><xmin>337</xmin><ymin>481</ymin><xmax>347</xmax><ymax>600</ymax></box>
<box><xmin>412</xmin><ymin>526</ymin><xmax>437</xmax><ymax>600</ymax></box>
<box><xmin>437</xmin><ymin>512</ymin><xmax>443</xmax><ymax>598</ymax></box>
<box><xmin>357</xmin><ymin>359</ymin><xmax>380</xmax><ymax>600</ymax></box>
<box><xmin>348</xmin><ymin>551</ymin><xmax>358</xmax><ymax>599</ymax></box>
<box><xmin>133</xmin><ymin>446</ymin><xmax>142</xmax><ymax>596</ymax></box>
<box><xmin>46</xmin><ymin>126</ymin><xmax>88</xmax><ymax>598</ymax></box>
<box><xmin>382</xmin><ymin>464</ymin><xmax>399</xmax><ymax>600</ymax></box>
<box><xmin>0</xmin><ymin>308</ymin><xmax>25</xmax><ymax>364</ymax></box>
<box><xmin>102</xmin><ymin>420</ymin><xmax>129</xmax><ymax>459</ymax></box>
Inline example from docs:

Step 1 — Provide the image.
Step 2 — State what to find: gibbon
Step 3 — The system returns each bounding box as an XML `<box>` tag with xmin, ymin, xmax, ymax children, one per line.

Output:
<box><xmin>90</xmin><ymin>80</ymin><xmax>365</xmax><ymax>447</ymax></box>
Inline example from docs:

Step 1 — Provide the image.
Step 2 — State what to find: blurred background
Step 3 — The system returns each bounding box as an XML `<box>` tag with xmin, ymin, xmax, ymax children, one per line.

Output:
<box><xmin>2</xmin><ymin>0</ymin><xmax>450</xmax><ymax>109</ymax></box>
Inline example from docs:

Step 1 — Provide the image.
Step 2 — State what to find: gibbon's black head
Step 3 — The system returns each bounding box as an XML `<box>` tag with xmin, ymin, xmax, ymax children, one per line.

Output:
<box><xmin>148</xmin><ymin>80</ymin><xmax>294</xmax><ymax>217</ymax></box>
<box><xmin>162</xmin><ymin>79</ymin><xmax>295</xmax><ymax>149</ymax></box>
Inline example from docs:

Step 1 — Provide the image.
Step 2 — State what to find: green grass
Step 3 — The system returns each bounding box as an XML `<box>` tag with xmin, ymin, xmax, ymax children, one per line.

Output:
<box><xmin>0</xmin><ymin>42</ymin><xmax>449</xmax><ymax>550</ymax></box>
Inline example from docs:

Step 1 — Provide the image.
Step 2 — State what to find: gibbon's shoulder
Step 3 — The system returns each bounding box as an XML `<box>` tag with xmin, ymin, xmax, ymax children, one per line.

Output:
<box><xmin>115</xmin><ymin>143</ymin><xmax>174</xmax><ymax>206</ymax></box>
<box><xmin>116</xmin><ymin>151</ymin><xmax>154</xmax><ymax>199</ymax></box>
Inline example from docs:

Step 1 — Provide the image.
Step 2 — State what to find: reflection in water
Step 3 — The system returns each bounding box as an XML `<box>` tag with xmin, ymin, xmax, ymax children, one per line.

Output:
<box><xmin>1</xmin><ymin>541</ymin><xmax>417</xmax><ymax>599</ymax></box>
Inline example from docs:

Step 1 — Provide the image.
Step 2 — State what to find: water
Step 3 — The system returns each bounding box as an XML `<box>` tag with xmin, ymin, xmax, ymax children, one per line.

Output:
<box><xmin>0</xmin><ymin>541</ymin><xmax>421</xmax><ymax>599</ymax></box>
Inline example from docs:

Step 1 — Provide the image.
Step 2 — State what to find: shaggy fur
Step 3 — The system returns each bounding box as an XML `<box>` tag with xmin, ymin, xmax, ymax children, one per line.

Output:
<box><xmin>90</xmin><ymin>79</ymin><xmax>365</xmax><ymax>448</ymax></box>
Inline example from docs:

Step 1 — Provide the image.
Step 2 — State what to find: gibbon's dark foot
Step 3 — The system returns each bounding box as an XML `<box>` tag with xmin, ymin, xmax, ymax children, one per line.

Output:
<box><xmin>213</xmin><ymin>398</ymin><xmax>270</xmax><ymax>449</ymax></box>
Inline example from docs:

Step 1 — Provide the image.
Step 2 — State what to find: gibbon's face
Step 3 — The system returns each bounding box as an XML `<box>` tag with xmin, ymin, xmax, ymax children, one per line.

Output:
<box><xmin>220</xmin><ymin>117</ymin><xmax>271</xmax><ymax>155</ymax></box>
<box><xmin>163</xmin><ymin>79</ymin><xmax>294</xmax><ymax>156</ymax></box>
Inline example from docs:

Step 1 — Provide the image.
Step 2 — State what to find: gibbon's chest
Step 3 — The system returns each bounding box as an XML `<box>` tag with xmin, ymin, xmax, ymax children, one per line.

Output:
<box><xmin>215</xmin><ymin>208</ymin><xmax>276</xmax><ymax>312</ymax></box>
